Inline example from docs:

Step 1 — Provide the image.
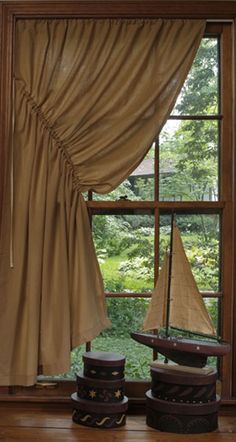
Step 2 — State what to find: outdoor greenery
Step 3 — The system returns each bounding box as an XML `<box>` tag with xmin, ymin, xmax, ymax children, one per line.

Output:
<box><xmin>160</xmin><ymin>37</ymin><xmax>219</xmax><ymax>202</ymax></box>
<box><xmin>66</xmin><ymin>38</ymin><xmax>221</xmax><ymax>381</ymax></box>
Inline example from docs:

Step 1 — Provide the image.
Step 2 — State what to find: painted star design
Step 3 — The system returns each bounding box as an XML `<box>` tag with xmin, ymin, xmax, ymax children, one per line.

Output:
<box><xmin>114</xmin><ymin>389</ymin><xmax>122</xmax><ymax>399</ymax></box>
<box><xmin>89</xmin><ymin>389</ymin><xmax>97</xmax><ymax>399</ymax></box>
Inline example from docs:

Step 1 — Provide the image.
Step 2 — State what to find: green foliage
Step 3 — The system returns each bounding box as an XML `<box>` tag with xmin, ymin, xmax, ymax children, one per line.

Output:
<box><xmin>160</xmin><ymin>119</ymin><xmax>218</xmax><ymax>202</ymax></box>
<box><xmin>175</xmin><ymin>38</ymin><xmax>218</xmax><ymax>115</ymax></box>
<box><xmin>100</xmin><ymin>254</ymin><xmax>154</xmax><ymax>293</ymax></box>
<box><xmin>133</xmin><ymin>177</ymin><xmax>154</xmax><ymax>200</ymax></box>
<box><xmin>117</xmin><ymin>226</ymin><xmax>154</xmax><ymax>285</ymax></box>
<box><xmin>94</xmin><ymin>216</ymin><xmax>155</xmax><ymax>292</ymax></box>
<box><xmin>184</xmin><ymin>239</ymin><xmax>219</xmax><ymax>291</ymax></box>
<box><xmin>94</xmin><ymin>215</ymin><xmax>131</xmax><ymax>258</ymax></box>
<box><xmin>101</xmin><ymin>297</ymin><xmax>150</xmax><ymax>338</ymax></box>
<box><xmin>92</xmin><ymin>336</ymin><xmax>152</xmax><ymax>380</ymax></box>
<box><xmin>118</xmin><ymin>256</ymin><xmax>154</xmax><ymax>282</ymax></box>
<box><xmin>160</xmin><ymin>38</ymin><xmax>219</xmax><ymax>202</ymax></box>
<box><xmin>206</xmin><ymin>298</ymin><xmax>219</xmax><ymax>329</ymax></box>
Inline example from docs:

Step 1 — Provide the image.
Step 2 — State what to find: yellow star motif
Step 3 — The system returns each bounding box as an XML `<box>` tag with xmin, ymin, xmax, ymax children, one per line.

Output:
<box><xmin>114</xmin><ymin>389</ymin><xmax>122</xmax><ymax>399</ymax></box>
<box><xmin>89</xmin><ymin>389</ymin><xmax>97</xmax><ymax>399</ymax></box>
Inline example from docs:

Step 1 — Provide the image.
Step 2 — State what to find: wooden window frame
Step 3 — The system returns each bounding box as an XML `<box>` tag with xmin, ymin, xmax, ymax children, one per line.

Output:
<box><xmin>0</xmin><ymin>1</ymin><xmax>235</xmax><ymax>412</ymax></box>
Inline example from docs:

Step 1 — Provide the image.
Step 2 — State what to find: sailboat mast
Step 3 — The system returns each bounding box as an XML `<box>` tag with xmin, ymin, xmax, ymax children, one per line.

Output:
<box><xmin>165</xmin><ymin>212</ymin><xmax>175</xmax><ymax>338</ymax></box>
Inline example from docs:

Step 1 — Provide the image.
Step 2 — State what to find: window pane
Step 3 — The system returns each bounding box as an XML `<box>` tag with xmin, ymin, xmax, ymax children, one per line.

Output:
<box><xmin>204</xmin><ymin>297</ymin><xmax>219</xmax><ymax>331</ymax></box>
<box><xmin>93</xmin><ymin>214</ymin><xmax>155</xmax><ymax>292</ymax></box>
<box><xmin>159</xmin><ymin>214</ymin><xmax>220</xmax><ymax>291</ymax></box>
<box><xmin>171</xmin><ymin>38</ymin><xmax>219</xmax><ymax>115</ymax></box>
<box><xmin>93</xmin><ymin>145</ymin><xmax>155</xmax><ymax>201</ymax></box>
<box><xmin>159</xmin><ymin>120</ymin><xmax>219</xmax><ymax>201</ymax></box>
<box><xmin>39</xmin><ymin>295</ymin><xmax>219</xmax><ymax>381</ymax></box>
<box><xmin>91</xmin><ymin>297</ymin><xmax>152</xmax><ymax>380</ymax></box>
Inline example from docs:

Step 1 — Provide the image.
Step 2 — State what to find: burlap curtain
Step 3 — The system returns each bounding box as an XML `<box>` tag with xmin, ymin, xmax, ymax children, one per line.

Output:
<box><xmin>0</xmin><ymin>19</ymin><xmax>205</xmax><ymax>385</ymax></box>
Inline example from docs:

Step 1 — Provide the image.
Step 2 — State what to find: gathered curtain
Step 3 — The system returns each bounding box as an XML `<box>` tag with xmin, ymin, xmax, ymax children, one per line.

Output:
<box><xmin>0</xmin><ymin>18</ymin><xmax>205</xmax><ymax>385</ymax></box>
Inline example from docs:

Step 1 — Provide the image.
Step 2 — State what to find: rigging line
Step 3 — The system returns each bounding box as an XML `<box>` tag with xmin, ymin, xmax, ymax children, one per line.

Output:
<box><xmin>169</xmin><ymin>326</ymin><xmax>220</xmax><ymax>342</ymax></box>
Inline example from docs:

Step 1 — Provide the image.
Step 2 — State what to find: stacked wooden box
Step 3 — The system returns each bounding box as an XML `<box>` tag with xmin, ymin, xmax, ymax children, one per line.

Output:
<box><xmin>72</xmin><ymin>351</ymin><xmax>128</xmax><ymax>429</ymax></box>
<box><xmin>146</xmin><ymin>362</ymin><xmax>219</xmax><ymax>434</ymax></box>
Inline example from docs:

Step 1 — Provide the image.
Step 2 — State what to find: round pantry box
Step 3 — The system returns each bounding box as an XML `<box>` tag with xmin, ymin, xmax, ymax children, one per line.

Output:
<box><xmin>71</xmin><ymin>393</ymin><xmax>128</xmax><ymax>428</ymax></box>
<box><xmin>76</xmin><ymin>372</ymin><xmax>125</xmax><ymax>403</ymax></box>
<box><xmin>146</xmin><ymin>389</ymin><xmax>220</xmax><ymax>434</ymax></box>
<box><xmin>151</xmin><ymin>366</ymin><xmax>217</xmax><ymax>404</ymax></box>
<box><xmin>83</xmin><ymin>351</ymin><xmax>125</xmax><ymax>380</ymax></box>
<box><xmin>72</xmin><ymin>351</ymin><xmax>128</xmax><ymax>429</ymax></box>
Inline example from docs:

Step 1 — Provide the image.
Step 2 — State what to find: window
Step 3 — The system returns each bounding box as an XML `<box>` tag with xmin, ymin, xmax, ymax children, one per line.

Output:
<box><xmin>0</xmin><ymin>2</ymin><xmax>234</xmax><ymax>406</ymax></box>
<box><xmin>34</xmin><ymin>23</ymin><xmax>233</xmax><ymax>399</ymax></box>
<box><xmin>71</xmin><ymin>24</ymin><xmax>232</xmax><ymax>397</ymax></box>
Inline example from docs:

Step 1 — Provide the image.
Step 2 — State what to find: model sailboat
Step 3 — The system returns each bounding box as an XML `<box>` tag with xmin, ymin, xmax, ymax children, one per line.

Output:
<box><xmin>131</xmin><ymin>216</ymin><xmax>230</xmax><ymax>368</ymax></box>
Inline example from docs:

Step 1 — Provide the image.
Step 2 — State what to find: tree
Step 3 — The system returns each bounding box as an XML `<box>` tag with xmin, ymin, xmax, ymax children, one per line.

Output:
<box><xmin>160</xmin><ymin>38</ymin><xmax>219</xmax><ymax>203</ymax></box>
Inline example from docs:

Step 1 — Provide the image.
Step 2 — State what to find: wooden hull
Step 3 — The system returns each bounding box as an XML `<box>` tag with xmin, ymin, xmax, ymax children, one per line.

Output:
<box><xmin>130</xmin><ymin>332</ymin><xmax>230</xmax><ymax>368</ymax></box>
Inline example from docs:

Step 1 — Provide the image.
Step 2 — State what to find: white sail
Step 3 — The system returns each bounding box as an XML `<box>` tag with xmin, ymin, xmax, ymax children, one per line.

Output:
<box><xmin>170</xmin><ymin>224</ymin><xmax>216</xmax><ymax>336</ymax></box>
<box><xmin>142</xmin><ymin>224</ymin><xmax>216</xmax><ymax>336</ymax></box>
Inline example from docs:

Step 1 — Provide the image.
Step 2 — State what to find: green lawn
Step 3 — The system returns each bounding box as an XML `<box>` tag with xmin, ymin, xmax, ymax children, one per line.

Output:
<box><xmin>100</xmin><ymin>255</ymin><xmax>153</xmax><ymax>292</ymax></box>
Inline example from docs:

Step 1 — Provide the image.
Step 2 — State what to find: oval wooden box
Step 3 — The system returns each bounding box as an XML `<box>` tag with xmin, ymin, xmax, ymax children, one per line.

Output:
<box><xmin>83</xmin><ymin>351</ymin><xmax>125</xmax><ymax>380</ymax></box>
<box><xmin>151</xmin><ymin>367</ymin><xmax>218</xmax><ymax>404</ymax></box>
<box><xmin>71</xmin><ymin>393</ymin><xmax>128</xmax><ymax>428</ymax></box>
<box><xmin>146</xmin><ymin>389</ymin><xmax>220</xmax><ymax>434</ymax></box>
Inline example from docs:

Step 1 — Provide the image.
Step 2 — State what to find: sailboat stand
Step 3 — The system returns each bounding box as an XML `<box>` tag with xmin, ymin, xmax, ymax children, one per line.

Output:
<box><xmin>130</xmin><ymin>214</ymin><xmax>230</xmax><ymax>433</ymax></box>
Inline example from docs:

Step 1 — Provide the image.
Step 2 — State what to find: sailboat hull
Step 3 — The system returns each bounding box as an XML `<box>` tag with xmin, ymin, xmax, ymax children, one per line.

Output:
<box><xmin>130</xmin><ymin>332</ymin><xmax>230</xmax><ymax>368</ymax></box>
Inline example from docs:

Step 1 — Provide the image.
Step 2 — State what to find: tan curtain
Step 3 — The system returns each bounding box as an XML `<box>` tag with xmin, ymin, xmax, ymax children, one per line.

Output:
<box><xmin>0</xmin><ymin>19</ymin><xmax>205</xmax><ymax>385</ymax></box>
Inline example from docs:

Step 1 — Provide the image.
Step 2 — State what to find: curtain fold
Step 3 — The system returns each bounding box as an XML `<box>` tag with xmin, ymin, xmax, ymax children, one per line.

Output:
<box><xmin>0</xmin><ymin>18</ymin><xmax>205</xmax><ymax>385</ymax></box>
